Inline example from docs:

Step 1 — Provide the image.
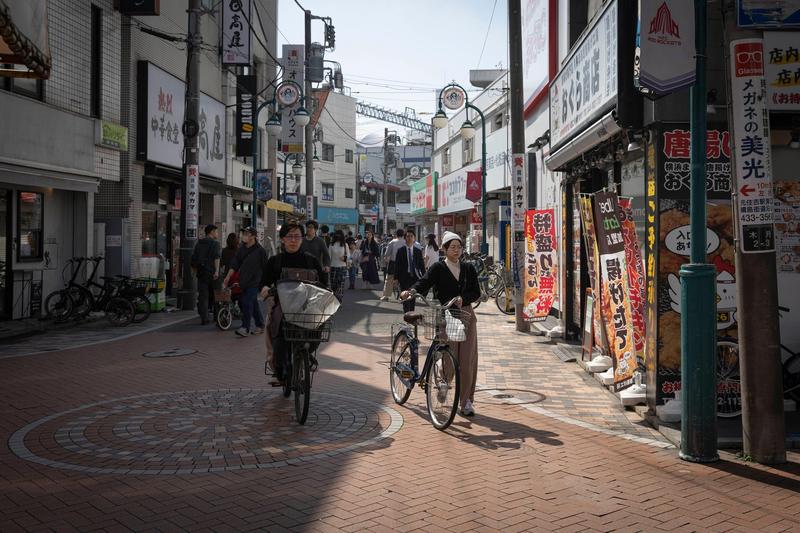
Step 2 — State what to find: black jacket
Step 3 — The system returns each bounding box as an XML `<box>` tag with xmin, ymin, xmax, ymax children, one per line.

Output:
<box><xmin>394</xmin><ymin>245</ymin><xmax>426</xmax><ymax>289</ymax></box>
<box><xmin>412</xmin><ymin>260</ymin><xmax>481</xmax><ymax>306</ymax></box>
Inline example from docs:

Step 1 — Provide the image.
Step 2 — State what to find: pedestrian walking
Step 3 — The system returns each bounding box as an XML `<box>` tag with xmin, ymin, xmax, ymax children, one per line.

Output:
<box><xmin>401</xmin><ymin>231</ymin><xmax>480</xmax><ymax>417</ymax></box>
<box><xmin>222</xmin><ymin>226</ymin><xmax>271</xmax><ymax>337</ymax></box>
<box><xmin>380</xmin><ymin>229</ymin><xmax>405</xmax><ymax>301</ymax></box>
<box><xmin>190</xmin><ymin>224</ymin><xmax>221</xmax><ymax>325</ymax></box>
<box><xmin>347</xmin><ymin>238</ymin><xmax>360</xmax><ymax>289</ymax></box>
<box><xmin>301</xmin><ymin>220</ymin><xmax>331</xmax><ymax>282</ymax></box>
<box><xmin>329</xmin><ymin>230</ymin><xmax>349</xmax><ymax>302</ymax></box>
<box><xmin>320</xmin><ymin>224</ymin><xmax>331</xmax><ymax>246</ymax></box>
<box><xmin>220</xmin><ymin>232</ymin><xmax>240</xmax><ymax>275</ymax></box>
<box><xmin>424</xmin><ymin>233</ymin><xmax>440</xmax><ymax>268</ymax></box>
<box><xmin>394</xmin><ymin>229</ymin><xmax>426</xmax><ymax>313</ymax></box>
<box><xmin>360</xmin><ymin>230</ymin><xmax>381</xmax><ymax>288</ymax></box>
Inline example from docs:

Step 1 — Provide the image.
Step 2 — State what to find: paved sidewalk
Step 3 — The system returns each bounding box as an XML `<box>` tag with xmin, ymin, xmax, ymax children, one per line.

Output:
<box><xmin>1</xmin><ymin>289</ymin><xmax>799</xmax><ymax>531</ymax></box>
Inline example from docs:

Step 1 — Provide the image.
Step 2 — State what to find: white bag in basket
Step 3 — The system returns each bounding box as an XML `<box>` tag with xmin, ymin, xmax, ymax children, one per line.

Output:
<box><xmin>445</xmin><ymin>311</ymin><xmax>466</xmax><ymax>342</ymax></box>
<box><xmin>276</xmin><ymin>280</ymin><xmax>340</xmax><ymax>328</ymax></box>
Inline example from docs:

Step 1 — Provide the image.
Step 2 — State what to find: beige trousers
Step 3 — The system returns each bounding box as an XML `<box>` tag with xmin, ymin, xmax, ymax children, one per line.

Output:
<box><xmin>382</xmin><ymin>273</ymin><xmax>396</xmax><ymax>298</ymax></box>
<box><xmin>452</xmin><ymin>306</ymin><xmax>478</xmax><ymax>408</ymax></box>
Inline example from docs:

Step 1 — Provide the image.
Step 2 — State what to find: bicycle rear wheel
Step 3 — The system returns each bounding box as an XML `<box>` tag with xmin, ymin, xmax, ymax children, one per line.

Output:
<box><xmin>425</xmin><ymin>347</ymin><xmax>460</xmax><ymax>431</ymax></box>
<box><xmin>784</xmin><ymin>353</ymin><xmax>800</xmax><ymax>402</ymax></box>
<box><xmin>45</xmin><ymin>290</ymin><xmax>72</xmax><ymax>321</ymax></box>
<box><xmin>216</xmin><ymin>305</ymin><xmax>233</xmax><ymax>330</ymax></box>
<box><xmin>106</xmin><ymin>297</ymin><xmax>134</xmax><ymax>326</ymax></box>
<box><xmin>294</xmin><ymin>347</ymin><xmax>311</xmax><ymax>424</ymax></box>
<box><xmin>68</xmin><ymin>285</ymin><xmax>93</xmax><ymax>320</ymax></box>
<box><xmin>390</xmin><ymin>331</ymin><xmax>414</xmax><ymax>405</ymax></box>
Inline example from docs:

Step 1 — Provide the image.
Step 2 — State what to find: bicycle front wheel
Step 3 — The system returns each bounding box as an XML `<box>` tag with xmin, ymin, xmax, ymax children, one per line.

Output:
<box><xmin>45</xmin><ymin>290</ymin><xmax>73</xmax><ymax>321</ymax></box>
<box><xmin>130</xmin><ymin>295</ymin><xmax>151</xmax><ymax>323</ymax></box>
<box><xmin>425</xmin><ymin>347</ymin><xmax>460</xmax><ymax>431</ymax></box>
<box><xmin>106</xmin><ymin>297</ymin><xmax>134</xmax><ymax>326</ymax></box>
<box><xmin>216</xmin><ymin>305</ymin><xmax>233</xmax><ymax>330</ymax></box>
<box><xmin>390</xmin><ymin>331</ymin><xmax>414</xmax><ymax>405</ymax></box>
<box><xmin>495</xmin><ymin>283</ymin><xmax>515</xmax><ymax>315</ymax></box>
<box><xmin>294</xmin><ymin>347</ymin><xmax>311</xmax><ymax>424</ymax></box>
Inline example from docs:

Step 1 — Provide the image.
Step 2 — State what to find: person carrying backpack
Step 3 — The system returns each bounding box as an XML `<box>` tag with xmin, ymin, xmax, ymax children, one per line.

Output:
<box><xmin>191</xmin><ymin>224</ymin><xmax>222</xmax><ymax>325</ymax></box>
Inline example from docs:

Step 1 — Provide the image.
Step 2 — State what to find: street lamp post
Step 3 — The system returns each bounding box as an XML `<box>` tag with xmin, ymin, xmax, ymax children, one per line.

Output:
<box><xmin>282</xmin><ymin>153</ymin><xmax>303</xmax><ymax>202</ymax></box>
<box><xmin>433</xmin><ymin>83</ymin><xmax>488</xmax><ymax>255</ymax></box>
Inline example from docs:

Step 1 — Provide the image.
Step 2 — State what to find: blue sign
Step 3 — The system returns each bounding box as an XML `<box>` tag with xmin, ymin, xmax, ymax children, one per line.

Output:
<box><xmin>738</xmin><ymin>1</ymin><xmax>800</xmax><ymax>28</ymax></box>
<box><xmin>317</xmin><ymin>207</ymin><xmax>358</xmax><ymax>225</ymax></box>
<box><xmin>255</xmin><ymin>169</ymin><xmax>273</xmax><ymax>202</ymax></box>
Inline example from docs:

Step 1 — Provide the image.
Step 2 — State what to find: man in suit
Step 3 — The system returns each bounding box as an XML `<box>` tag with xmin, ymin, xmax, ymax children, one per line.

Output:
<box><xmin>394</xmin><ymin>229</ymin><xmax>426</xmax><ymax>312</ymax></box>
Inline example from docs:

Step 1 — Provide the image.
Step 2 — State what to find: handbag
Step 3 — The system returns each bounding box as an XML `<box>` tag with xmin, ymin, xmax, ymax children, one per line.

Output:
<box><xmin>444</xmin><ymin>311</ymin><xmax>466</xmax><ymax>342</ymax></box>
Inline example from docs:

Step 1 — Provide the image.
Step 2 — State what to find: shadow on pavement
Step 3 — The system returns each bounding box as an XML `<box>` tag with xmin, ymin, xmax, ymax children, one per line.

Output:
<box><xmin>708</xmin><ymin>458</ymin><xmax>800</xmax><ymax>493</ymax></box>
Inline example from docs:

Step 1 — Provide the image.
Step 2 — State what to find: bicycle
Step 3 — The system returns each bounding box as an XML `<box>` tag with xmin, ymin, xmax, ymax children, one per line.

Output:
<box><xmin>780</xmin><ymin>306</ymin><xmax>800</xmax><ymax>404</ymax></box>
<box><xmin>115</xmin><ymin>275</ymin><xmax>152</xmax><ymax>323</ymax></box>
<box><xmin>390</xmin><ymin>290</ymin><xmax>463</xmax><ymax>431</ymax></box>
<box><xmin>214</xmin><ymin>285</ymin><xmax>242</xmax><ymax>330</ymax></box>
<box><xmin>273</xmin><ymin>280</ymin><xmax>335</xmax><ymax>425</ymax></box>
<box><xmin>44</xmin><ymin>257</ymin><xmax>88</xmax><ymax>322</ymax></box>
<box><xmin>494</xmin><ymin>268</ymin><xmax>516</xmax><ymax>315</ymax></box>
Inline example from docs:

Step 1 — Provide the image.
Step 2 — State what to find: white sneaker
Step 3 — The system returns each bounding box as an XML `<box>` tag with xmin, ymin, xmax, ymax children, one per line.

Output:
<box><xmin>235</xmin><ymin>327</ymin><xmax>249</xmax><ymax>337</ymax></box>
<box><xmin>379</xmin><ymin>296</ymin><xmax>388</xmax><ymax>301</ymax></box>
<box><xmin>461</xmin><ymin>400</ymin><xmax>475</xmax><ymax>417</ymax></box>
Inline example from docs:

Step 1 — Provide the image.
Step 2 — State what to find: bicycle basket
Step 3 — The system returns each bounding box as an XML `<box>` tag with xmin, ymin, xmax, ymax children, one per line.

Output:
<box><xmin>214</xmin><ymin>288</ymin><xmax>232</xmax><ymax>302</ymax></box>
<box><xmin>119</xmin><ymin>278</ymin><xmax>150</xmax><ymax>297</ymax></box>
<box><xmin>421</xmin><ymin>308</ymin><xmax>469</xmax><ymax>342</ymax></box>
<box><xmin>282</xmin><ymin>313</ymin><xmax>334</xmax><ymax>342</ymax></box>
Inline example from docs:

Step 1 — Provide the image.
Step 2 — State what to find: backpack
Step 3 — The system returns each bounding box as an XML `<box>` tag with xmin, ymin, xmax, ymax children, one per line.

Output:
<box><xmin>191</xmin><ymin>239</ymin><xmax>215</xmax><ymax>273</ymax></box>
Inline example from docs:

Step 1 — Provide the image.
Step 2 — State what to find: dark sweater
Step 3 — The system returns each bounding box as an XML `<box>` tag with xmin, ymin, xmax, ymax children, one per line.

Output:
<box><xmin>301</xmin><ymin>236</ymin><xmax>331</xmax><ymax>268</ymax></box>
<box><xmin>230</xmin><ymin>243</ymin><xmax>270</xmax><ymax>289</ymax></box>
<box><xmin>261</xmin><ymin>250</ymin><xmax>327</xmax><ymax>289</ymax></box>
<box><xmin>412</xmin><ymin>260</ymin><xmax>481</xmax><ymax>306</ymax></box>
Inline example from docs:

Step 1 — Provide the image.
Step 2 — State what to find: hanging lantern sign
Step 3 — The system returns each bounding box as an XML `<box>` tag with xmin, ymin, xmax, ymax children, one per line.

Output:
<box><xmin>442</xmin><ymin>86</ymin><xmax>466</xmax><ymax>110</ymax></box>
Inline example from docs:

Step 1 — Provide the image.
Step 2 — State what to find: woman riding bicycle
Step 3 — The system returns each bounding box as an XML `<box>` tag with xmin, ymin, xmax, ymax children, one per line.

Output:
<box><xmin>260</xmin><ymin>222</ymin><xmax>327</xmax><ymax>384</ymax></box>
<box><xmin>400</xmin><ymin>231</ymin><xmax>481</xmax><ymax>417</ymax></box>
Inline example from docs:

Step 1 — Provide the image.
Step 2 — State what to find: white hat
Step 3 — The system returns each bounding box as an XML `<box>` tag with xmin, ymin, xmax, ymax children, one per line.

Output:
<box><xmin>441</xmin><ymin>231</ymin><xmax>462</xmax><ymax>247</ymax></box>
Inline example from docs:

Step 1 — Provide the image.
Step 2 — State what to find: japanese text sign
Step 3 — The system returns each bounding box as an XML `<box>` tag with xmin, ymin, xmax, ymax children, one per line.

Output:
<box><xmin>222</xmin><ymin>0</ymin><xmax>251</xmax><ymax>66</ymax></box>
<box><xmin>658</xmin><ymin>128</ymin><xmax>732</xmax><ymax>200</ymax></box>
<box><xmin>512</xmin><ymin>153</ymin><xmax>527</xmax><ymax>293</ymax></box>
<box><xmin>730</xmin><ymin>38</ymin><xmax>776</xmax><ymax>253</ymax></box>
<box><xmin>618</xmin><ymin>197</ymin><xmax>646</xmax><ymax>366</ymax></box>
<box><xmin>235</xmin><ymin>74</ymin><xmax>256</xmax><ymax>157</ymax></box>
<box><xmin>764</xmin><ymin>32</ymin><xmax>800</xmax><ymax>110</ymax></box>
<box><xmin>185</xmin><ymin>164</ymin><xmax>199</xmax><ymax>239</ymax></box>
<box><xmin>523</xmin><ymin>209</ymin><xmax>558</xmax><ymax>322</ymax></box>
<box><xmin>281</xmin><ymin>44</ymin><xmax>305</xmax><ymax>154</ymax></box>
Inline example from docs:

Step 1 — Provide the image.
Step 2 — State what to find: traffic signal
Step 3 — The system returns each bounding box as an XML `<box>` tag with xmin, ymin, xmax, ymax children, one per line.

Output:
<box><xmin>325</xmin><ymin>24</ymin><xmax>335</xmax><ymax>49</ymax></box>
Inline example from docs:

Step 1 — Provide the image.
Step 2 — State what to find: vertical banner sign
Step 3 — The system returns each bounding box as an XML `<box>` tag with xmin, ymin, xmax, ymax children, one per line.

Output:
<box><xmin>222</xmin><ymin>0</ymin><xmax>252</xmax><ymax>66</ymax></box>
<box><xmin>638</xmin><ymin>0</ymin><xmax>696</xmax><ymax>94</ymax></box>
<box><xmin>255</xmin><ymin>169</ymin><xmax>272</xmax><ymax>202</ymax></box>
<box><xmin>579</xmin><ymin>194</ymin><xmax>606</xmax><ymax>353</ymax></box>
<box><xmin>730</xmin><ymin>39</ymin><xmax>776</xmax><ymax>253</ymax></box>
<box><xmin>281</xmin><ymin>45</ymin><xmax>305</xmax><ymax>154</ymax></box>
<box><xmin>618</xmin><ymin>197</ymin><xmax>646</xmax><ymax>368</ymax></box>
<box><xmin>235</xmin><ymin>74</ymin><xmax>256</xmax><ymax>157</ymax></box>
<box><xmin>306</xmin><ymin>195</ymin><xmax>314</xmax><ymax>220</ymax></box>
<box><xmin>465</xmin><ymin>170</ymin><xmax>482</xmax><ymax>203</ymax></box>
<box><xmin>185</xmin><ymin>164</ymin><xmax>199</xmax><ymax>239</ymax></box>
<box><xmin>511</xmin><ymin>154</ymin><xmax>527</xmax><ymax>298</ymax></box>
<box><xmin>763</xmin><ymin>32</ymin><xmax>800</xmax><ymax>111</ymax></box>
<box><xmin>593</xmin><ymin>191</ymin><xmax>637</xmax><ymax>391</ymax></box>
<box><xmin>524</xmin><ymin>209</ymin><xmax>557</xmax><ymax>321</ymax></box>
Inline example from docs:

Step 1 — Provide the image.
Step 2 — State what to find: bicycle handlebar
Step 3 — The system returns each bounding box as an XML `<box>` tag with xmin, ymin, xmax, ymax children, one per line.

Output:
<box><xmin>402</xmin><ymin>289</ymin><xmax>460</xmax><ymax>310</ymax></box>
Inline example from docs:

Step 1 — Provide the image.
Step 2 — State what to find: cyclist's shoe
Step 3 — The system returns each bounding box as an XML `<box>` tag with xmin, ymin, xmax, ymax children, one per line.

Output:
<box><xmin>460</xmin><ymin>400</ymin><xmax>475</xmax><ymax>417</ymax></box>
<box><xmin>235</xmin><ymin>327</ymin><xmax>249</xmax><ymax>337</ymax></box>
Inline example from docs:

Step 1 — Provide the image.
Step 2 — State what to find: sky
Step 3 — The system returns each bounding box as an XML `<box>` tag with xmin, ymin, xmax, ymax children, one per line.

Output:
<box><xmin>276</xmin><ymin>0</ymin><xmax>509</xmax><ymax>143</ymax></box>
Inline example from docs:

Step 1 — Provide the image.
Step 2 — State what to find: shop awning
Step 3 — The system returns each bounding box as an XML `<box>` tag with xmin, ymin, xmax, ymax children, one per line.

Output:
<box><xmin>266</xmin><ymin>199</ymin><xmax>305</xmax><ymax>217</ymax></box>
<box><xmin>0</xmin><ymin>0</ymin><xmax>51</xmax><ymax>79</ymax></box>
<box><xmin>0</xmin><ymin>156</ymin><xmax>100</xmax><ymax>193</ymax></box>
<box><xmin>544</xmin><ymin>111</ymin><xmax>621</xmax><ymax>172</ymax></box>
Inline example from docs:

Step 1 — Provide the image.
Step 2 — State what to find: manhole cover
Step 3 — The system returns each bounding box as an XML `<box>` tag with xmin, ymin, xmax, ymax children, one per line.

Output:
<box><xmin>9</xmin><ymin>389</ymin><xmax>403</xmax><ymax>475</ymax></box>
<box><xmin>493</xmin><ymin>393</ymin><xmax>514</xmax><ymax>399</ymax></box>
<box><xmin>142</xmin><ymin>348</ymin><xmax>197</xmax><ymax>358</ymax></box>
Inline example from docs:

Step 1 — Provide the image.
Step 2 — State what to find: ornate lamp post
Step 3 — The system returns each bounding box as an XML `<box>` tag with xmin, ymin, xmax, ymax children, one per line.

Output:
<box><xmin>432</xmin><ymin>82</ymin><xmax>488</xmax><ymax>255</ymax></box>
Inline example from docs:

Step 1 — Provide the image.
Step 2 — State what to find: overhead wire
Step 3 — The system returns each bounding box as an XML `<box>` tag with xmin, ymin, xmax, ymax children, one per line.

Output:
<box><xmin>323</xmin><ymin>107</ymin><xmax>361</xmax><ymax>144</ymax></box>
<box><xmin>476</xmin><ymin>0</ymin><xmax>499</xmax><ymax>68</ymax></box>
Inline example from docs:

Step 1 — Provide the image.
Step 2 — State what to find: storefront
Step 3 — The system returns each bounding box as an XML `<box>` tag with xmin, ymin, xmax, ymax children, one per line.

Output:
<box><xmin>410</xmin><ymin>172</ymin><xmax>437</xmax><ymax>238</ymax></box>
<box><xmin>317</xmin><ymin>206</ymin><xmax>358</xmax><ymax>234</ymax></box>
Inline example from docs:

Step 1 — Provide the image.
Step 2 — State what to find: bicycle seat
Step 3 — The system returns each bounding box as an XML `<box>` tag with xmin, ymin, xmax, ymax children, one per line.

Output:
<box><xmin>403</xmin><ymin>312</ymin><xmax>424</xmax><ymax>325</ymax></box>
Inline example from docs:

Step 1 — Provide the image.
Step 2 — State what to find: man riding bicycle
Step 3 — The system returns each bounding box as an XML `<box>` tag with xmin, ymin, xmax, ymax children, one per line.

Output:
<box><xmin>260</xmin><ymin>222</ymin><xmax>327</xmax><ymax>385</ymax></box>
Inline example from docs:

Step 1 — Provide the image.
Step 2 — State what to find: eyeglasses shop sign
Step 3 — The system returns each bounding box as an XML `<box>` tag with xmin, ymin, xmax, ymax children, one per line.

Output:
<box><xmin>140</xmin><ymin>62</ymin><xmax>226</xmax><ymax>179</ymax></box>
<box><xmin>549</xmin><ymin>0</ymin><xmax>618</xmax><ymax>148</ymax></box>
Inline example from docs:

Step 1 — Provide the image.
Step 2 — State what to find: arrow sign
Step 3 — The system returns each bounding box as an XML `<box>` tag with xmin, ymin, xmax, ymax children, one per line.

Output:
<box><xmin>740</xmin><ymin>184</ymin><xmax>755</xmax><ymax>197</ymax></box>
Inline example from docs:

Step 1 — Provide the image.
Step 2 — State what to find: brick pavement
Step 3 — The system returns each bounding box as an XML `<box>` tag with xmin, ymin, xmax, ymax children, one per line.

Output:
<box><xmin>1</xmin><ymin>289</ymin><xmax>799</xmax><ymax>531</ymax></box>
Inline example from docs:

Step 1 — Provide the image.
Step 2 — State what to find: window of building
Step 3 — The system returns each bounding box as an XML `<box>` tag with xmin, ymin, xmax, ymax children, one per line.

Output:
<box><xmin>322</xmin><ymin>182</ymin><xmax>335</xmax><ymax>201</ymax></box>
<box><xmin>2</xmin><ymin>64</ymin><xmax>44</xmax><ymax>100</ymax></box>
<box><xmin>396</xmin><ymin>190</ymin><xmax>410</xmax><ymax>204</ymax></box>
<box><xmin>17</xmin><ymin>191</ymin><xmax>43</xmax><ymax>261</ymax></box>
<box><xmin>242</xmin><ymin>169</ymin><xmax>252</xmax><ymax>188</ymax></box>
<box><xmin>345</xmin><ymin>149</ymin><xmax>353</xmax><ymax>163</ymax></box>
<box><xmin>345</xmin><ymin>188</ymin><xmax>354</xmax><ymax>199</ymax></box>
<box><xmin>492</xmin><ymin>112</ymin><xmax>503</xmax><ymax>132</ymax></box>
<box><xmin>387</xmin><ymin>190</ymin><xmax>396</xmax><ymax>207</ymax></box>
<box><xmin>442</xmin><ymin>147</ymin><xmax>451</xmax><ymax>175</ymax></box>
<box><xmin>90</xmin><ymin>4</ymin><xmax>103</xmax><ymax>118</ymax></box>
<box><xmin>463</xmin><ymin>137</ymin><xmax>474</xmax><ymax>164</ymax></box>
<box><xmin>322</xmin><ymin>143</ymin><xmax>334</xmax><ymax>162</ymax></box>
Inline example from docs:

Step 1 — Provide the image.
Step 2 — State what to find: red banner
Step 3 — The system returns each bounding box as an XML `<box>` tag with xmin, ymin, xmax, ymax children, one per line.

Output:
<box><xmin>466</xmin><ymin>170</ymin><xmax>482</xmax><ymax>203</ymax></box>
<box><xmin>618</xmin><ymin>197</ymin><xmax>646</xmax><ymax>367</ymax></box>
<box><xmin>523</xmin><ymin>209</ymin><xmax>557</xmax><ymax>321</ymax></box>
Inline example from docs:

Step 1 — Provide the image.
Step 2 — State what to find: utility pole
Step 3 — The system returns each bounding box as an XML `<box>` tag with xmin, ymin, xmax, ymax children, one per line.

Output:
<box><xmin>680</xmin><ymin>0</ymin><xmax>718</xmax><ymax>463</ymax></box>
<box><xmin>508</xmin><ymin>0</ymin><xmax>529</xmax><ymax>333</ymax></box>
<box><xmin>179</xmin><ymin>0</ymin><xmax>202</xmax><ymax>311</ymax></box>
<box><xmin>722</xmin><ymin>5</ymin><xmax>785</xmax><ymax>464</ymax></box>
<box><xmin>382</xmin><ymin>127</ymin><xmax>389</xmax><ymax>235</ymax></box>
<box><xmin>304</xmin><ymin>9</ymin><xmax>314</xmax><ymax>218</ymax></box>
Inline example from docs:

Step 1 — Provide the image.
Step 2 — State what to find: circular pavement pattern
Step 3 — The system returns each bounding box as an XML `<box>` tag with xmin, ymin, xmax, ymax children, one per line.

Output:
<box><xmin>9</xmin><ymin>389</ymin><xmax>403</xmax><ymax>475</ymax></box>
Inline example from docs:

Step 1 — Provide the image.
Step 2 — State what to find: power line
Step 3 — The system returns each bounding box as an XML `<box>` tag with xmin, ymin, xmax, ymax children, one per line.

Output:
<box><xmin>256</xmin><ymin>0</ymin><xmax>290</xmax><ymax>43</ymax></box>
<box><xmin>323</xmin><ymin>107</ymin><xmax>361</xmax><ymax>143</ymax></box>
<box><xmin>294</xmin><ymin>0</ymin><xmax>306</xmax><ymax>11</ymax></box>
<box><xmin>477</xmin><ymin>0</ymin><xmax>499</xmax><ymax>68</ymax></box>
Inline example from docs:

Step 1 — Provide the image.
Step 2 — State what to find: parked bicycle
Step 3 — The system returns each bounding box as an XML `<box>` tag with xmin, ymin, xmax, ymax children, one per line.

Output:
<box><xmin>464</xmin><ymin>253</ymin><xmax>501</xmax><ymax>309</ymax></box>
<box><xmin>493</xmin><ymin>268</ymin><xmax>516</xmax><ymax>315</ymax></box>
<box><xmin>390</xmin><ymin>290</ymin><xmax>463</xmax><ymax>431</ymax></box>
<box><xmin>114</xmin><ymin>275</ymin><xmax>152</xmax><ymax>323</ymax></box>
<box><xmin>214</xmin><ymin>284</ymin><xmax>242</xmax><ymax>330</ymax></box>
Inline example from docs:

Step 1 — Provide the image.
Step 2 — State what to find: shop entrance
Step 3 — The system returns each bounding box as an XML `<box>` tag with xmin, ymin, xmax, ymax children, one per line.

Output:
<box><xmin>0</xmin><ymin>189</ymin><xmax>10</xmax><ymax>320</ymax></box>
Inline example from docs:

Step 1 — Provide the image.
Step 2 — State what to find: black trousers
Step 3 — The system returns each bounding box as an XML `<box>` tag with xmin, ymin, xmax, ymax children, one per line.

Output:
<box><xmin>399</xmin><ymin>276</ymin><xmax>418</xmax><ymax>313</ymax></box>
<box><xmin>196</xmin><ymin>275</ymin><xmax>217</xmax><ymax>321</ymax></box>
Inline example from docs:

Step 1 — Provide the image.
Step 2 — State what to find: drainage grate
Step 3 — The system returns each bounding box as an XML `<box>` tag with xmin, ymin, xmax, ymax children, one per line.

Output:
<box><xmin>142</xmin><ymin>348</ymin><xmax>197</xmax><ymax>358</ymax></box>
<box><xmin>493</xmin><ymin>393</ymin><xmax>514</xmax><ymax>399</ymax></box>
